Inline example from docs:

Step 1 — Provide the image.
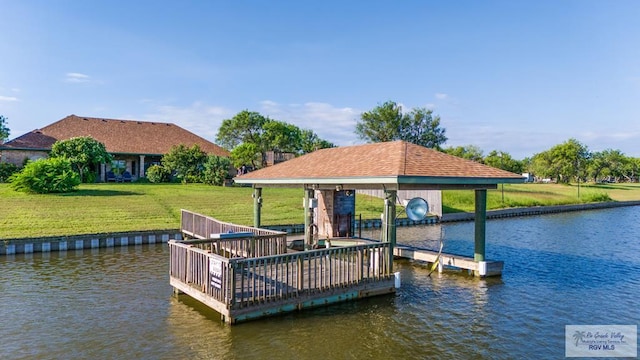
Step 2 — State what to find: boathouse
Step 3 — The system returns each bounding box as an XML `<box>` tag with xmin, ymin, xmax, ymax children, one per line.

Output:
<box><xmin>169</xmin><ymin>141</ymin><xmax>523</xmax><ymax>323</ymax></box>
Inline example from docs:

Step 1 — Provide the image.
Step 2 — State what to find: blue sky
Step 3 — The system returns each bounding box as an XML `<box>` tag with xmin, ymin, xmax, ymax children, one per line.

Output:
<box><xmin>1</xmin><ymin>1</ymin><xmax>639</xmax><ymax>159</ymax></box>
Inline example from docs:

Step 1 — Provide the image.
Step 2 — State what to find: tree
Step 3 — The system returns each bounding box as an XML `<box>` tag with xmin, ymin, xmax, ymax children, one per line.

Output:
<box><xmin>202</xmin><ymin>155</ymin><xmax>231</xmax><ymax>186</ymax></box>
<box><xmin>10</xmin><ymin>157</ymin><xmax>80</xmax><ymax>193</ymax></box>
<box><xmin>161</xmin><ymin>144</ymin><xmax>207</xmax><ymax>183</ymax></box>
<box><xmin>530</xmin><ymin>150</ymin><xmax>556</xmax><ymax>180</ymax></box>
<box><xmin>216</xmin><ymin>110</ymin><xmax>268</xmax><ymax>150</ymax></box>
<box><xmin>300</xmin><ymin>129</ymin><xmax>335</xmax><ymax>154</ymax></box>
<box><xmin>484</xmin><ymin>150</ymin><xmax>523</xmax><ymax>174</ymax></box>
<box><xmin>442</xmin><ymin>145</ymin><xmax>484</xmax><ymax>162</ymax></box>
<box><xmin>401</xmin><ymin>107</ymin><xmax>447</xmax><ymax>149</ymax></box>
<box><xmin>0</xmin><ymin>115</ymin><xmax>10</xmax><ymax>143</ymax></box>
<box><xmin>217</xmin><ymin>110</ymin><xmax>333</xmax><ymax>168</ymax></box>
<box><xmin>230</xmin><ymin>142</ymin><xmax>260</xmax><ymax>169</ymax></box>
<box><xmin>50</xmin><ymin>137</ymin><xmax>112</xmax><ymax>183</ymax></box>
<box><xmin>355</xmin><ymin>101</ymin><xmax>404</xmax><ymax>143</ymax></box>
<box><xmin>355</xmin><ymin>100</ymin><xmax>447</xmax><ymax>148</ymax></box>
<box><xmin>262</xmin><ymin>120</ymin><xmax>302</xmax><ymax>153</ymax></box>
<box><xmin>531</xmin><ymin>138</ymin><xmax>590</xmax><ymax>183</ymax></box>
<box><xmin>622</xmin><ymin>157</ymin><xmax>640</xmax><ymax>182</ymax></box>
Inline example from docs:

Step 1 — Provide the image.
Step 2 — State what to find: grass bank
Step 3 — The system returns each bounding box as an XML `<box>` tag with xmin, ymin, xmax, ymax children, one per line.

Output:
<box><xmin>1</xmin><ymin>182</ymin><xmax>639</xmax><ymax>239</ymax></box>
<box><xmin>443</xmin><ymin>182</ymin><xmax>640</xmax><ymax>213</ymax></box>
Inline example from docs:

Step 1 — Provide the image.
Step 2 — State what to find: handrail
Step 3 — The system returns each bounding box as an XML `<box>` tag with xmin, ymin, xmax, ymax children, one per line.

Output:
<box><xmin>181</xmin><ymin>209</ymin><xmax>286</xmax><ymax>238</ymax></box>
<box><xmin>169</xmin><ymin>240</ymin><xmax>392</xmax><ymax>310</ymax></box>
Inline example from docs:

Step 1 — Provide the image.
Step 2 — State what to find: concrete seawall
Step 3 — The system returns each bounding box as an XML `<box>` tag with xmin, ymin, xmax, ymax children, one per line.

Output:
<box><xmin>3</xmin><ymin>201</ymin><xmax>639</xmax><ymax>256</ymax></box>
<box><xmin>440</xmin><ymin>201</ymin><xmax>640</xmax><ymax>222</ymax></box>
<box><xmin>0</xmin><ymin>229</ymin><xmax>182</xmax><ymax>256</ymax></box>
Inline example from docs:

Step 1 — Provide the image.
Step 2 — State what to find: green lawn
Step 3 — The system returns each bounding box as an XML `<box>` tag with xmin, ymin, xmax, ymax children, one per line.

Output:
<box><xmin>1</xmin><ymin>182</ymin><xmax>639</xmax><ymax>239</ymax></box>
<box><xmin>443</xmin><ymin>182</ymin><xmax>640</xmax><ymax>213</ymax></box>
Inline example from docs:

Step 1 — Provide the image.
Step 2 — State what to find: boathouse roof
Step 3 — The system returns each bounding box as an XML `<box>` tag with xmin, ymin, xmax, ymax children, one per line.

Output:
<box><xmin>1</xmin><ymin>115</ymin><xmax>229</xmax><ymax>157</ymax></box>
<box><xmin>234</xmin><ymin>140</ymin><xmax>524</xmax><ymax>190</ymax></box>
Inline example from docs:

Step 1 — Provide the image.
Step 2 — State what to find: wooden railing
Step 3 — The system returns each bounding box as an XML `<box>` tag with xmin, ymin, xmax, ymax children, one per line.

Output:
<box><xmin>169</xmin><ymin>240</ymin><xmax>234</xmax><ymax>305</ymax></box>
<box><xmin>181</xmin><ymin>209</ymin><xmax>285</xmax><ymax>238</ymax></box>
<box><xmin>169</xmin><ymin>240</ymin><xmax>392</xmax><ymax>309</ymax></box>
<box><xmin>230</xmin><ymin>243</ymin><xmax>391</xmax><ymax>309</ymax></box>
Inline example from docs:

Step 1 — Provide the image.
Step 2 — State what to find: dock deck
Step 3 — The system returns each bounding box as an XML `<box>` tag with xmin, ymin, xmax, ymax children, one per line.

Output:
<box><xmin>170</xmin><ymin>210</ymin><xmax>396</xmax><ymax>324</ymax></box>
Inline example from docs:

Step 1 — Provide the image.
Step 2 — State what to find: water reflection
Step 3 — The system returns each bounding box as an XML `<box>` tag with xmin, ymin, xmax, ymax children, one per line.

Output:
<box><xmin>1</xmin><ymin>207</ymin><xmax>639</xmax><ymax>359</ymax></box>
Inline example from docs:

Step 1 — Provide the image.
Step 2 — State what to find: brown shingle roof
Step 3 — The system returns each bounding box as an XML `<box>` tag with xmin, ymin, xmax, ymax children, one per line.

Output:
<box><xmin>235</xmin><ymin>141</ymin><xmax>523</xmax><ymax>189</ymax></box>
<box><xmin>2</xmin><ymin>115</ymin><xmax>229</xmax><ymax>157</ymax></box>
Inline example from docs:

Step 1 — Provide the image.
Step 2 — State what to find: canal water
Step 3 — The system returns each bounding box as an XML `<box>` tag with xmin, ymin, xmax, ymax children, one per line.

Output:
<box><xmin>1</xmin><ymin>207</ymin><xmax>639</xmax><ymax>359</ymax></box>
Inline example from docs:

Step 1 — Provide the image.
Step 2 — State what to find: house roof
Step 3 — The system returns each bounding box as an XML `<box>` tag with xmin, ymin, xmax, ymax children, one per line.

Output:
<box><xmin>1</xmin><ymin>115</ymin><xmax>229</xmax><ymax>157</ymax></box>
<box><xmin>234</xmin><ymin>140</ymin><xmax>524</xmax><ymax>190</ymax></box>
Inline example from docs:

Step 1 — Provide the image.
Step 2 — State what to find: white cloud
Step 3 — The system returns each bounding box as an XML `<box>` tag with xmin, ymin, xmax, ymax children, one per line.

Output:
<box><xmin>435</xmin><ymin>93</ymin><xmax>448</xmax><ymax>100</ymax></box>
<box><xmin>65</xmin><ymin>72</ymin><xmax>91</xmax><ymax>83</ymax></box>
<box><xmin>136</xmin><ymin>100</ymin><xmax>364</xmax><ymax>147</ymax></box>
<box><xmin>0</xmin><ymin>95</ymin><xmax>19</xmax><ymax>102</ymax></box>
<box><xmin>140</xmin><ymin>102</ymin><xmax>234</xmax><ymax>142</ymax></box>
<box><xmin>442</xmin><ymin>117</ymin><xmax>567</xmax><ymax>159</ymax></box>
<box><xmin>259</xmin><ymin>100</ymin><xmax>362</xmax><ymax>146</ymax></box>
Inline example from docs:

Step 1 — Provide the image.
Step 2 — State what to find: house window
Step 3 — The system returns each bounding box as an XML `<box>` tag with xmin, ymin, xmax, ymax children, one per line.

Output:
<box><xmin>111</xmin><ymin>160</ymin><xmax>126</xmax><ymax>175</ymax></box>
<box><xmin>131</xmin><ymin>161</ymin><xmax>136</xmax><ymax>176</ymax></box>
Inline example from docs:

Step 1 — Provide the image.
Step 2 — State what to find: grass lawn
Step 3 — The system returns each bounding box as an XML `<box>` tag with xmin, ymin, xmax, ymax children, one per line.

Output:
<box><xmin>443</xmin><ymin>182</ymin><xmax>640</xmax><ymax>213</ymax></box>
<box><xmin>1</xmin><ymin>182</ymin><xmax>639</xmax><ymax>239</ymax></box>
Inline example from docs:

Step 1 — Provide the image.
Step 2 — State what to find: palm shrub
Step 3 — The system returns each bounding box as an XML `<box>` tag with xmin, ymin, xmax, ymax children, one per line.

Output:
<box><xmin>9</xmin><ymin>157</ymin><xmax>81</xmax><ymax>193</ymax></box>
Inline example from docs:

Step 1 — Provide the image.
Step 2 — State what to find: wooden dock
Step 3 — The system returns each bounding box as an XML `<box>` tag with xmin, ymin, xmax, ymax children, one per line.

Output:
<box><xmin>170</xmin><ymin>210</ymin><xmax>396</xmax><ymax>324</ymax></box>
<box><xmin>328</xmin><ymin>238</ymin><xmax>503</xmax><ymax>277</ymax></box>
<box><xmin>393</xmin><ymin>246</ymin><xmax>503</xmax><ymax>276</ymax></box>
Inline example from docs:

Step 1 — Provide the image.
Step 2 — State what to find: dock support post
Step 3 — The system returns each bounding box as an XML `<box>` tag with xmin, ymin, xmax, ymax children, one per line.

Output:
<box><xmin>253</xmin><ymin>187</ymin><xmax>262</xmax><ymax>228</ymax></box>
<box><xmin>383</xmin><ymin>189</ymin><xmax>397</xmax><ymax>272</ymax></box>
<box><xmin>474</xmin><ymin>189</ymin><xmax>487</xmax><ymax>262</ymax></box>
<box><xmin>304</xmin><ymin>188</ymin><xmax>315</xmax><ymax>249</ymax></box>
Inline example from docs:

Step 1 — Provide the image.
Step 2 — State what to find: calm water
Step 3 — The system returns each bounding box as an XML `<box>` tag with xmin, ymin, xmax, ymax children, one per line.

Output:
<box><xmin>1</xmin><ymin>207</ymin><xmax>639</xmax><ymax>359</ymax></box>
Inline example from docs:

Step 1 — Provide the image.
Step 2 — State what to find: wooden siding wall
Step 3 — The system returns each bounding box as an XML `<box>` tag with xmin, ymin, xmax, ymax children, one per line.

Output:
<box><xmin>357</xmin><ymin>190</ymin><xmax>443</xmax><ymax>217</ymax></box>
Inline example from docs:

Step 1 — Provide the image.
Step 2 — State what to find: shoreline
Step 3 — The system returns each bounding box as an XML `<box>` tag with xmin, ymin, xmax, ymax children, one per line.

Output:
<box><xmin>440</xmin><ymin>200</ymin><xmax>640</xmax><ymax>222</ymax></box>
<box><xmin>2</xmin><ymin>200</ymin><xmax>640</xmax><ymax>255</ymax></box>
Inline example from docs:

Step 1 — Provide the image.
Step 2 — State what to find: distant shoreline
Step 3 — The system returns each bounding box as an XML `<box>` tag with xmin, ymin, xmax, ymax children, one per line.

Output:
<box><xmin>3</xmin><ymin>201</ymin><xmax>640</xmax><ymax>255</ymax></box>
<box><xmin>440</xmin><ymin>200</ymin><xmax>640</xmax><ymax>222</ymax></box>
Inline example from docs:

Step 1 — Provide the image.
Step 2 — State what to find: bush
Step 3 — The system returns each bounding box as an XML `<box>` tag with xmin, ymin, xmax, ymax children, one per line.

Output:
<box><xmin>146</xmin><ymin>165</ymin><xmax>171</xmax><ymax>183</ymax></box>
<box><xmin>161</xmin><ymin>144</ymin><xmax>207</xmax><ymax>183</ymax></box>
<box><xmin>10</xmin><ymin>158</ymin><xmax>80</xmax><ymax>193</ymax></box>
<box><xmin>202</xmin><ymin>155</ymin><xmax>231</xmax><ymax>186</ymax></box>
<box><xmin>0</xmin><ymin>162</ymin><xmax>20</xmax><ymax>182</ymax></box>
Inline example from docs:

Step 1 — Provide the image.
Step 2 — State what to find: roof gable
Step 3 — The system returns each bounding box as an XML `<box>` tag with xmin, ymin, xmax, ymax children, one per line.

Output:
<box><xmin>2</xmin><ymin>115</ymin><xmax>229</xmax><ymax>156</ymax></box>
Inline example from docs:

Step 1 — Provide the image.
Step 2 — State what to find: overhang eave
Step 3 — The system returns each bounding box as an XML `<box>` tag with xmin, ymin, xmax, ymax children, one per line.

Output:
<box><xmin>233</xmin><ymin>175</ymin><xmax>524</xmax><ymax>190</ymax></box>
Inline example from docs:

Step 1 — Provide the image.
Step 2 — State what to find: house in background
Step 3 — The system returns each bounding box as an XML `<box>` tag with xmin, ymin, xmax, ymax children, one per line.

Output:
<box><xmin>0</xmin><ymin>115</ymin><xmax>229</xmax><ymax>182</ymax></box>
